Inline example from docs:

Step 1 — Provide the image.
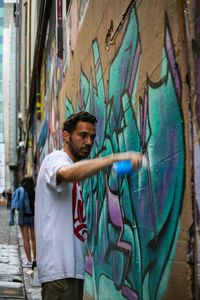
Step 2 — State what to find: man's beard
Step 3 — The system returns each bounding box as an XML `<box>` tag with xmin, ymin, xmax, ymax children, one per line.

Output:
<box><xmin>68</xmin><ymin>136</ymin><xmax>90</xmax><ymax>161</ymax></box>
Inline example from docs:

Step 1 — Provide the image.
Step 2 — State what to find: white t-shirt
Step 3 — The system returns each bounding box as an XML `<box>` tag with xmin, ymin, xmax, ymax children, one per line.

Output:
<box><xmin>35</xmin><ymin>150</ymin><xmax>87</xmax><ymax>283</ymax></box>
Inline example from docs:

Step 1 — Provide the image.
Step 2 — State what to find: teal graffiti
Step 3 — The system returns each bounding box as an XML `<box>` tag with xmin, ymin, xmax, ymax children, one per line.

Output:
<box><xmin>65</xmin><ymin>9</ymin><xmax>184</xmax><ymax>300</ymax></box>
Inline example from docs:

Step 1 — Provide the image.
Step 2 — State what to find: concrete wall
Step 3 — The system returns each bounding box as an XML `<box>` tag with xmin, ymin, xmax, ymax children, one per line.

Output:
<box><xmin>28</xmin><ymin>0</ymin><xmax>200</xmax><ymax>298</ymax></box>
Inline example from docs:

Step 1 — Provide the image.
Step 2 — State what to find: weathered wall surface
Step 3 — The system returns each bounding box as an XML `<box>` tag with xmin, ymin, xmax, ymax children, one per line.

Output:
<box><xmin>184</xmin><ymin>0</ymin><xmax>200</xmax><ymax>294</ymax></box>
<box><xmin>30</xmin><ymin>0</ymin><xmax>200</xmax><ymax>299</ymax></box>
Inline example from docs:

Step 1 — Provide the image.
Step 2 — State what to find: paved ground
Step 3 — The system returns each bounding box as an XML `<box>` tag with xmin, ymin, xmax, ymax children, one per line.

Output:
<box><xmin>0</xmin><ymin>204</ymin><xmax>41</xmax><ymax>300</ymax></box>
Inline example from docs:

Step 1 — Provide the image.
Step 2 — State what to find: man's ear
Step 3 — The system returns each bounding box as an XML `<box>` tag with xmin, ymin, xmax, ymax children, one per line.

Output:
<box><xmin>62</xmin><ymin>131</ymin><xmax>70</xmax><ymax>143</ymax></box>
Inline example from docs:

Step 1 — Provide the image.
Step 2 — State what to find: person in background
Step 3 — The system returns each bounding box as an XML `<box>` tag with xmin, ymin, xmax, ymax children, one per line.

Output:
<box><xmin>2</xmin><ymin>190</ymin><xmax>6</xmax><ymax>201</ymax></box>
<box><xmin>35</xmin><ymin>111</ymin><xmax>142</xmax><ymax>300</ymax></box>
<box><xmin>10</xmin><ymin>176</ymin><xmax>36</xmax><ymax>268</ymax></box>
<box><xmin>6</xmin><ymin>189</ymin><xmax>12</xmax><ymax>209</ymax></box>
<box><xmin>1</xmin><ymin>190</ymin><xmax>6</xmax><ymax>204</ymax></box>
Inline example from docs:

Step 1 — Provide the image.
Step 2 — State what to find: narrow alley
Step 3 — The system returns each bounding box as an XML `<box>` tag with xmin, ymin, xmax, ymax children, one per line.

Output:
<box><xmin>0</xmin><ymin>203</ymin><xmax>41</xmax><ymax>300</ymax></box>
<box><xmin>0</xmin><ymin>0</ymin><xmax>200</xmax><ymax>299</ymax></box>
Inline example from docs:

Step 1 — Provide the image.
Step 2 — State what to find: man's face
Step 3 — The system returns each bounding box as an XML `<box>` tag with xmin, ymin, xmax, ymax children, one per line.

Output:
<box><xmin>67</xmin><ymin>121</ymin><xmax>96</xmax><ymax>161</ymax></box>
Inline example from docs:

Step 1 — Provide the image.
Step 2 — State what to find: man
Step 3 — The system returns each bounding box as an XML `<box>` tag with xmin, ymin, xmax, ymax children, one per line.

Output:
<box><xmin>35</xmin><ymin>111</ymin><xmax>142</xmax><ymax>300</ymax></box>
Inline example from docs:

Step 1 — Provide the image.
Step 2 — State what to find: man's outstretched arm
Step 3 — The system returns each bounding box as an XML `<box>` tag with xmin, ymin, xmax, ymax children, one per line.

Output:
<box><xmin>57</xmin><ymin>152</ymin><xmax>142</xmax><ymax>183</ymax></box>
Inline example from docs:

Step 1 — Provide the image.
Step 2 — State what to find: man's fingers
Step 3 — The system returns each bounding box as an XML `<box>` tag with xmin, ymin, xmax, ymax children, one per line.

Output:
<box><xmin>131</xmin><ymin>153</ymin><xmax>143</xmax><ymax>169</ymax></box>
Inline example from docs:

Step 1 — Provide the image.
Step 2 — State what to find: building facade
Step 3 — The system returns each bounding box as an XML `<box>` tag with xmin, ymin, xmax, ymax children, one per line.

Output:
<box><xmin>15</xmin><ymin>0</ymin><xmax>200</xmax><ymax>299</ymax></box>
<box><xmin>0</xmin><ymin>0</ymin><xmax>5</xmax><ymax>193</ymax></box>
<box><xmin>3</xmin><ymin>0</ymin><xmax>20</xmax><ymax>192</ymax></box>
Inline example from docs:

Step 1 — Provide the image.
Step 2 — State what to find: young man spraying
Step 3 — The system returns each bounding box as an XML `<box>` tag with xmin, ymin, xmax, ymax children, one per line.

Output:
<box><xmin>35</xmin><ymin>111</ymin><xmax>142</xmax><ymax>300</ymax></box>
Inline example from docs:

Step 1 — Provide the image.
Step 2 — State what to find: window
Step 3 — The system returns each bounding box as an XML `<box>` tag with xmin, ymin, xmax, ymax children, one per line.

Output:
<box><xmin>0</xmin><ymin>132</ymin><xmax>4</xmax><ymax>143</ymax></box>
<box><xmin>0</xmin><ymin>121</ymin><xmax>3</xmax><ymax>132</ymax></box>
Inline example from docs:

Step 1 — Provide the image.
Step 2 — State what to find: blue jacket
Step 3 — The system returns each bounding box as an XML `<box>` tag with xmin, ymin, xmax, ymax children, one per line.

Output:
<box><xmin>9</xmin><ymin>187</ymin><xmax>32</xmax><ymax>226</ymax></box>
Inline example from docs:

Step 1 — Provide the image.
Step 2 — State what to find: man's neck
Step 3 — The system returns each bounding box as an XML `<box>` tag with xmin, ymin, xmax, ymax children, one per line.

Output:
<box><xmin>62</xmin><ymin>144</ymin><xmax>77</xmax><ymax>162</ymax></box>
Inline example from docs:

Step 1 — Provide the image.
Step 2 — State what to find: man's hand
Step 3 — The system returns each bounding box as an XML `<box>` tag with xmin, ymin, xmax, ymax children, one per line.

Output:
<box><xmin>113</xmin><ymin>151</ymin><xmax>143</xmax><ymax>169</ymax></box>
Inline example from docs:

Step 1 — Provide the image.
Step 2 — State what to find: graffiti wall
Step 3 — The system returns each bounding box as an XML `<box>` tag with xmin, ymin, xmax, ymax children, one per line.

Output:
<box><xmin>34</xmin><ymin>0</ymin><xmax>90</xmax><ymax>168</ymax></box>
<box><xmin>31</xmin><ymin>0</ymin><xmax>199</xmax><ymax>299</ymax></box>
<box><xmin>35</xmin><ymin>37</ymin><xmax>62</xmax><ymax>167</ymax></box>
<box><xmin>64</xmin><ymin>3</ymin><xmax>187</xmax><ymax>299</ymax></box>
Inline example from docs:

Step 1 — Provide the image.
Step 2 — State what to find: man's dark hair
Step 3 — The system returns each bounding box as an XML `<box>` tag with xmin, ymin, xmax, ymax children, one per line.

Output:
<box><xmin>63</xmin><ymin>111</ymin><xmax>97</xmax><ymax>133</ymax></box>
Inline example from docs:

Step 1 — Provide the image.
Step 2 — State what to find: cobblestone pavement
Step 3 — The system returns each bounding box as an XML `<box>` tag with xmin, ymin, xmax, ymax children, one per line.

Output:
<box><xmin>0</xmin><ymin>204</ymin><xmax>41</xmax><ymax>300</ymax></box>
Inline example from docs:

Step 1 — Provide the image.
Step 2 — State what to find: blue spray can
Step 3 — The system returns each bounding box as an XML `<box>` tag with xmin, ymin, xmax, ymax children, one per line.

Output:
<box><xmin>112</xmin><ymin>156</ymin><xmax>147</xmax><ymax>177</ymax></box>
